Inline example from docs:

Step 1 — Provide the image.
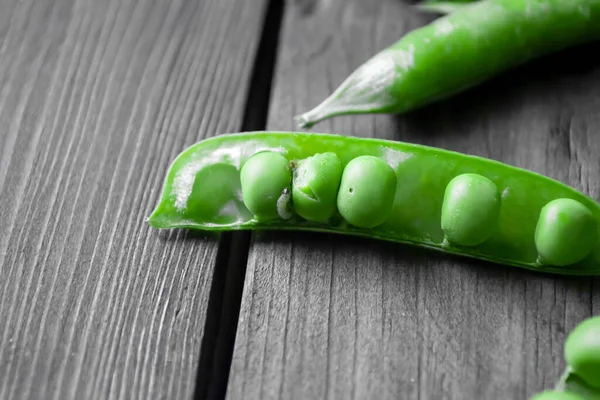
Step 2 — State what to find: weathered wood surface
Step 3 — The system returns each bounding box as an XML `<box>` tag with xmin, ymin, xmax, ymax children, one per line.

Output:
<box><xmin>0</xmin><ymin>0</ymin><xmax>268</xmax><ymax>399</ymax></box>
<box><xmin>227</xmin><ymin>1</ymin><xmax>600</xmax><ymax>399</ymax></box>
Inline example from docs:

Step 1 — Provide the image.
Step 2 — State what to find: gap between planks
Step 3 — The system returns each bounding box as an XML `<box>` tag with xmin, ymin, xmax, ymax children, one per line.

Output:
<box><xmin>193</xmin><ymin>1</ymin><xmax>286</xmax><ymax>399</ymax></box>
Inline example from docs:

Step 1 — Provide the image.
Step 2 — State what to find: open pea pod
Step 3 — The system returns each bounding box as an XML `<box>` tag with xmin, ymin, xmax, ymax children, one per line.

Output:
<box><xmin>149</xmin><ymin>131</ymin><xmax>600</xmax><ymax>276</ymax></box>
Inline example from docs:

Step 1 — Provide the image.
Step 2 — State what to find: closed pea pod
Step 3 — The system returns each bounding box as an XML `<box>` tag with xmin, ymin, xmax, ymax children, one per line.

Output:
<box><xmin>148</xmin><ymin>131</ymin><xmax>600</xmax><ymax>276</ymax></box>
<box><xmin>295</xmin><ymin>0</ymin><xmax>600</xmax><ymax>128</ymax></box>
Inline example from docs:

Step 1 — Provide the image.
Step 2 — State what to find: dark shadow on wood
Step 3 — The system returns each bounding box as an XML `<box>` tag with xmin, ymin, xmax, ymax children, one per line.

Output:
<box><xmin>155</xmin><ymin>228</ymin><xmax>221</xmax><ymax>243</ymax></box>
<box><xmin>203</xmin><ymin>231</ymin><xmax>252</xmax><ymax>400</ymax></box>
<box><xmin>252</xmin><ymin>229</ymin><xmax>595</xmax><ymax>287</ymax></box>
<box><xmin>196</xmin><ymin>231</ymin><xmax>252</xmax><ymax>400</ymax></box>
<box><xmin>194</xmin><ymin>231</ymin><xmax>236</xmax><ymax>400</ymax></box>
<box><xmin>193</xmin><ymin>0</ymin><xmax>286</xmax><ymax>399</ymax></box>
<box><xmin>390</xmin><ymin>40</ymin><xmax>600</xmax><ymax>141</ymax></box>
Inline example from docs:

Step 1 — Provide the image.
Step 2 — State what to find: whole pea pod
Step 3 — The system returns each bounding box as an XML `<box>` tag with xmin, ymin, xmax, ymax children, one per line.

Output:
<box><xmin>531</xmin><ymin>316</ymin><xmax>600</xmax><ymax>399</ymax></box>
<box><xmin>295</xmin><ymin>0</ymin><xmax>600</xmax><ymax>128</ymax></box>
<box><xmin>149</xmin><ymin>131</ymin><xmax>600</xmax><ymax>276</ymax></box>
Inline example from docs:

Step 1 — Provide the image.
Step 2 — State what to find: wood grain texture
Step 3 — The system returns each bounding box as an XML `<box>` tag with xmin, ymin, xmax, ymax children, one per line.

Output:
<box><xmin>227</xmin><ymin>0</ymin><xmax>600</xmax><ymax>399</ymax></box>
<box><xmin>0</xmin><ymin>0</ymin><xmax>268</xmax><ymax>399</ymax></box>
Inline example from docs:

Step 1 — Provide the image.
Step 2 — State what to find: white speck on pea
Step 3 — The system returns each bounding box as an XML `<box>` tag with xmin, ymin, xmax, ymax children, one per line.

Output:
<box><xmin>277</xmin><ymin>188</ymin><xmax>293</xmax><ymax>220</ymax></box>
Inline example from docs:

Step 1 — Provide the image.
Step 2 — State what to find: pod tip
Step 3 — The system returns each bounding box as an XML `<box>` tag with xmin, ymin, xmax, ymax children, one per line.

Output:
<box><xmin>294</xmin><ymin>101</ymin><xmax>334</xmax><ymax>129</ymax></box>
<box><xmin>294</xmin><ymin>113</ymin><xmax>316</xmax><ymax>129</ymax></box>
<box><xmin>147</xmin><ymin>204</ymin><xmax>169</xmax><ymax>229</ymax></box>
<box><xmin>147</xmin><ymin>212</ymin><xmax>160</xmax><ymax>229</ymax></box>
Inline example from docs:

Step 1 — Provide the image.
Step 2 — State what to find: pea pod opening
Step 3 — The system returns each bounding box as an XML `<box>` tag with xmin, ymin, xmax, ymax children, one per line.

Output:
<box><xmin>294</xmin><ymin>0</ymin><xmax>600</xmax><ymax>129</ymax></box>
<box><xmin>148</xmin><ymin>131</ymin><xmax>600</xmax><ymax>276</ymax></box>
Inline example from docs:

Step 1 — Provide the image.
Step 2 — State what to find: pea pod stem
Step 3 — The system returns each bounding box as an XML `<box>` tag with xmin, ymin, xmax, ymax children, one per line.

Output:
<box><xmin>149</xmin><ymin>131</ymin><xmax>600</xmax><ymax>276</ymax></box>
<box><xmin>295</xmin><ymin>0</ymin><xmax>600</xmax><ymax>129</ymax></box>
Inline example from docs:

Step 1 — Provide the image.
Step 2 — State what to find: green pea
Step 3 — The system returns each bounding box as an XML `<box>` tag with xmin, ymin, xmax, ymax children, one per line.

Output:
<box><xmin>535</xmin><ymin>198</ymin><xmax>598</xmax><ymax>267</ymax></box>
<box><xmin>564</xmin><ymin>316</ymin><xmax>600</xmax><ymax>389</ymax></box>
<box><xmin>336</xmin><ymin>155</ymin><xmax>396</xmax><ymax>229</ymax></box>
<box><xmin>292</xmin><ymin>152</ymin><xmax>342</xmax><ymax>223</ymax></box>
<box><xmin>440</xmin><ymin>173</ymin><xmax>500</xmax><ymax>247</ymax></box>
<box><xmin>530</xmin><ymin>391</ymin><xmax>585</xmax><ymax>400</ymax></box>
<box><xmin>186</xmin><ymin>163</ymin><xmax>250</xmax><ymax>224</ymax></box>
<box><xmin>240</xmin><ymin>151</ymin><xmax>292</xmax><ymax>221</ymax></box>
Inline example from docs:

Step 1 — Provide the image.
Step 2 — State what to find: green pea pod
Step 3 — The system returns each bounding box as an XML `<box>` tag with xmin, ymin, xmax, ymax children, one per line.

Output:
<box><xmin>554</xmin><ymin>373</ymin><xmax>600</xmax><ymax>400</ymax></box>
<box><xmin>530</xmin><ymin>391</ymin><xmax>587</xmax><ymax>400</ymax></box>
<box><xmin>415</xmin><ymin>0</ymin><xmax>477</xmax><ymax>15</ymax></box>
<box><xmin>563</xmin><ymin>316</ymin><xmax>600</xmax><ymax>391</ymax></box>
<box><xmin>149</xmin><ymin>131</ymin><xmax>600</xmax><ymax>276</ymax></box>
<box><xmin>531</xmin><ymin>316</ymin><xmax>600</xmax><ymax>399</ymax></box>
<box><xmin>295</xmin><ymin>0</ymin><xmax>600</xmax><ymax>129</ymax></box>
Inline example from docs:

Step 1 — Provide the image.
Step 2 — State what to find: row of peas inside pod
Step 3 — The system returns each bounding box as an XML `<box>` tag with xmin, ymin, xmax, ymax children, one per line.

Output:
<box><xmin>240</xmin><ymin>151</ymin><xmax>396</xmax><ymax>228</ymax></box>
<box><xmin>239</xmin><ymin>149</ymin><xmax>599</xmax><ymax>269</ymax></box>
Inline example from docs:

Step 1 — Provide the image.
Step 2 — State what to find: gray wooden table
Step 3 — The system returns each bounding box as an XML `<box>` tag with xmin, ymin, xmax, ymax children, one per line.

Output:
<box><xmin>1</xmin><ymin>0</ymin><xmax>598</xmax><ymax>399</ymax></box>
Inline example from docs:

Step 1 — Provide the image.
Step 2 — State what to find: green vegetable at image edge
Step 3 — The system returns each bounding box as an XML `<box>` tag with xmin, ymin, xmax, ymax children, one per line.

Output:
<box><xmin>148</xmin><ymin>131</ymin><xmax>600</xmax><ymax>276</ymax></box>
<box><xmin>295</xmin><ymin>0</ymin><xmax>600</xmax><ymax>128</ymax></box>
<box><xmin>531</xmin><ymin>315</ymin><xmax>600</xmax><ymax>399</ymax></box>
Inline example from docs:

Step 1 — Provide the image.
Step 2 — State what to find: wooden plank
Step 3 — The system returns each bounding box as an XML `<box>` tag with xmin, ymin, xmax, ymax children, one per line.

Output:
<box><xmin>0</xmin><ymin>0</ymin><xmax>269</xmax><ymax>399</ymax></box>
<box><xmin>227</xmin><ymin>0</ymin><xmax>600</xmax><ymax>399</ymax></box>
